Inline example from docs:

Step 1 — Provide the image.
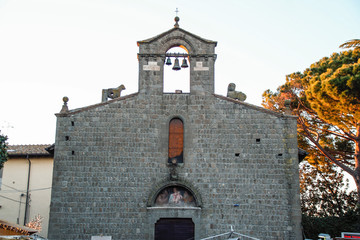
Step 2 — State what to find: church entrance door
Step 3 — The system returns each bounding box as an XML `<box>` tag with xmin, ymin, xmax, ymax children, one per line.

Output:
<box><xmin>154</xmin><ymin>218</ymin><xmax>194</xmax><ymax>240</ymax></box>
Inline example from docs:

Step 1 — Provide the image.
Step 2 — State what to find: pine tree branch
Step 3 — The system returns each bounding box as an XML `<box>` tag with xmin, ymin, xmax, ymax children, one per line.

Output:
<box><xmin>339</xmin><ymin>39</ymin><xmax>360</xmax><ymax>49</ymax></box>
<box><xmin>298</xmin><ymin>116</ymin><xmax>355</xmax><ymax>177</ymax></box>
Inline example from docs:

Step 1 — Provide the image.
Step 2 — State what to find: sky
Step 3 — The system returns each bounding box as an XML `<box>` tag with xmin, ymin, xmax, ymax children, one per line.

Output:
<box><xmin>1</xmin><ymin>0</ymin><xmax>360</xmax><ymax>146</ymax></box>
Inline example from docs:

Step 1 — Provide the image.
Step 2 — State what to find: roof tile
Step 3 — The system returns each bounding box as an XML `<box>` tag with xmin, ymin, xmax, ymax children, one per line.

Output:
<box><xmin>8</xmin><ymin>144</ymin><xmax>53</xmax><ymax>156</ymax></box>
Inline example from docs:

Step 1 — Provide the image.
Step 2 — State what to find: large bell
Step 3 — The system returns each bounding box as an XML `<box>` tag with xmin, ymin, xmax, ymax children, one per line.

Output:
<box><xmin>172</xmin><ymin>58</ymin><xmax>181</xmax><ymax>71</ymax></box>
<box><xmin>181</xmin><ymin>58</ymin><xmax>188</xmax><ymax>68</ymax></box>
<box><xmin>165</xmin><ymin>57</ymin><xmax>172</xmax><ymax>65</ymax></box>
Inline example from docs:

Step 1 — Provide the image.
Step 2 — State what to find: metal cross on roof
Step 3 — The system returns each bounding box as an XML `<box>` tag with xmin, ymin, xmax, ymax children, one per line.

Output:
<box><xmin>174</xmin><ymin>8</ymin><xmax>180</xmax><ymax>28</ymax></box>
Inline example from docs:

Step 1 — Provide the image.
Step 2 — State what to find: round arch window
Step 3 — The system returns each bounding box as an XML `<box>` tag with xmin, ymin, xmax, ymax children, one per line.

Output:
<box><xmin>168</xmin><ymin>118</ymin><xmax>184</xmax><ymax>164</ymax></box>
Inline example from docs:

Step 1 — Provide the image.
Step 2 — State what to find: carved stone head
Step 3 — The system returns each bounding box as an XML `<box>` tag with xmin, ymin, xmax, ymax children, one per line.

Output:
<box><xmin>228</xmin><ymin>83</ymin><xmax>236</xmax><ymax>92</ymax></box>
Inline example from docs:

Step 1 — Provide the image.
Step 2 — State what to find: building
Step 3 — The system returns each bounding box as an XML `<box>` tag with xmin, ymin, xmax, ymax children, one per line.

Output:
<box><xmin>0</xmin><ymin>144</ymin><xmax>54</xmax><ymax>238</ymax></box>
<box><xmin>48</xmin><ymin>17</ymin><xmax>301</xmax><ymax>240</ymax></box>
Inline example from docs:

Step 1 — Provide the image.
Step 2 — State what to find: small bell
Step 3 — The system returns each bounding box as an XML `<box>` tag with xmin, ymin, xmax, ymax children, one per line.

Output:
<box><xmin>165</xmin><ymin>57</ymin><xmax>172</xmax><ymax>65</ymax></box>
<box><xmin>181</xmin><ymin>58</ymin><xmax>188</xmax><ymax>68</ymax></box>
<box><xmin>172</xmin><ymin>58</ymin><xmax>181</xmax><ymax>71</ymax></box>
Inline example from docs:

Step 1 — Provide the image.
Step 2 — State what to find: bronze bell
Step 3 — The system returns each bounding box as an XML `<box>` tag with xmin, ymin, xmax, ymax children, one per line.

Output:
<box><xmin>172</xmin><ymin>58</ymin><xmax>181</xmax><ymax>71</ymax></box>
<box><xmin>181</xmin><ymin>58</ymin><xmax>188</xmax><ymax>68</ymax></box>
<box><xmin>165</xmin><ymin>57</ymin><xmax>172</xmax><ymax>65</ymax></box>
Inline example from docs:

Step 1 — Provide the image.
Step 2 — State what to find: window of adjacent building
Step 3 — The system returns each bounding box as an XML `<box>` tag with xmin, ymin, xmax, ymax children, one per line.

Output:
<box><xmin>163</xmin><ymin>46</ymin><xmax>190</xmax><ymax>93</ymax></box>
<box><xmin>168</xmin><ymin>118</ymin><xmax>184</xmax><ymax>164</ymax></box>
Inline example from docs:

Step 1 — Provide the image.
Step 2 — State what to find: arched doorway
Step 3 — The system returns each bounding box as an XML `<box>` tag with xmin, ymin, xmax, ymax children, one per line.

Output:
<box><xmin>155</xmin><ymin>218</ymin><xmax>194</xmax><ymax>240</ymax></box>
<box><xmin>147</xmin><ymin>182</ymin><xmax>201</xmax><ymax>239</ymax></box>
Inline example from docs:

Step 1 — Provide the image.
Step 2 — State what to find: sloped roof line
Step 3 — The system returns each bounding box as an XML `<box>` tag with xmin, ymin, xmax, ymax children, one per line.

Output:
<box><xmin>56</xmin><ymin>92</ymin><xmax>139</xmax><ymax>117</ymax></box>
<box><xmin>213</xmin><ymin>94</ymin><xmax>298</xmax><ymax>119</ymax></box>
<box><xmin>0</xmin><ymin>219</ymin><xmax>38</xmax><ymax>235</ymax></box>
<box><xmin>56</xmin><ymin>92</ymin><xmax>296</xmax><ymax>119</ymax></box>
<box><xmin>137</xmin><ymin>27</ymin><xmax>217</xmax><ymax>46</ymax></box>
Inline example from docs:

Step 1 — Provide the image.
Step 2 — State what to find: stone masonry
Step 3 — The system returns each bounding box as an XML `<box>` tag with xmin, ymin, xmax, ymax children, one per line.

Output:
<box><xmin>48</xmin><ymin>19</ymin><xmax>301</xmax><ymax>240</ymax></box>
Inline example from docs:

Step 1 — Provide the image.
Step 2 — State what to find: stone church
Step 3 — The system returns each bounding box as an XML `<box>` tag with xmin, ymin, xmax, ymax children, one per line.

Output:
<box><xmin>48</xmin><ymin>17</ymin><xmax>301</xmax><ymax>240</ymax></box>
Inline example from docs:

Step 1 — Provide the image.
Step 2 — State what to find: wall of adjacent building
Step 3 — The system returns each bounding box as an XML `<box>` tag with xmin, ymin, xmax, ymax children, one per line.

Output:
<box><xmin>0</xmin><ymin>157</ymin><xmax>53</xmax><ymax>238</ymax></box>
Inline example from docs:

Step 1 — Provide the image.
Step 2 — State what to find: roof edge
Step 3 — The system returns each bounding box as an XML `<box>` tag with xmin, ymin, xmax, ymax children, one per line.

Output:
<box><xmin>56</xmin><ymin>92</ymin><xmax>139</xmax><ymax>117</ymax></box>
<box><xmin>0</xmin><ymin>220</ymin><xmax>38</xmax><ymax>235</ymax></box>
<box><xmin>8</xmin><ymin>153</ymin><xmax>52</xmax><ymax>158</ymax></box>
<box><xmin>8</xmin><ymin>144</ymin><xmax>54</xmax><ymax>157</ymax></box>
<box><xmin>137</xmin><ymin>27</ymin><xmax>217</xmax><ymax>46</ymax></box>
<box><xmin>213</xmin><ymin>94</ymin><xmax>298</xmax><ymax>119</ymax></box>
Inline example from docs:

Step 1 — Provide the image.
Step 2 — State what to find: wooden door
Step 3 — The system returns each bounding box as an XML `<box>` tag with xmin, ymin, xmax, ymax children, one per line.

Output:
<box><xmin>155</xmin><ymin>218</ymin><xmax>194</xmax><ymax>240</ymax></box>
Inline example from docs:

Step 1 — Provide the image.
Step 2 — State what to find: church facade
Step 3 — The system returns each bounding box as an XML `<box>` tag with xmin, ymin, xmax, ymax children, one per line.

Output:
<box><xmin>48</xmin><ymin>18</ymin><xmax>302</xmax><ymax>240</ymax></box>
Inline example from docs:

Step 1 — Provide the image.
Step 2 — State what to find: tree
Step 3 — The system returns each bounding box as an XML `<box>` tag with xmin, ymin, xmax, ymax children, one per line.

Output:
<box><xmin>302</xmin><ymin>209</ymin><xmax>360</xmax><ymax>239</ymax></box>
<box><xmin>0</xmin><ymin>131</ymin><xmax>8</xmax><ymax>169</ymax></box>
<box><xmin>26</xmin><ymin>214</ymin><xmax>44</xmax><ymax>231</ymax></box>
<box><xmin>300</xmin><ymin>161</ymin><xmax>359</xmax><ymax>239</ymax></box>
<box><xmin>262</xmin><ymin>47</ymin><xmax>360</xmax><ymax>205</ymax></box>
<box><xmin>300</xmin><ymin>161</ymin><xmax>357</xmax><ymax>217</ymax></box>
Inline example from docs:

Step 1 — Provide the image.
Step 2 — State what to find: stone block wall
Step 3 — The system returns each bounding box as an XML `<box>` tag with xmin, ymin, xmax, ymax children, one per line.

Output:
<box><xmin>48</xmin><ymin>92</ymin><xmax>301</xmax><ymax>239</ymax></box>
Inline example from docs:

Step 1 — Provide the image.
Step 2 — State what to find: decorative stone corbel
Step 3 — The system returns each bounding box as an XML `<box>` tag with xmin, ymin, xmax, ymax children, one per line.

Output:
<box><xmin>169</xmin><ymin>159</ymin><xmax>178</xmax><ymax>181</ymax></box>
<box><xmin>60</xmin><ymin>96</ymin><xmax>69</xmax><ymax>113</ymax></box>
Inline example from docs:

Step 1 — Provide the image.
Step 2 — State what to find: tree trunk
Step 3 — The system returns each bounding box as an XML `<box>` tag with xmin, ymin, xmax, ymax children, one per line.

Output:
<box><xmin>356</xmin><ymin>170</ymin><xmax>360</xmax><ymax>206</ymax></box>
<box><xmin>355</xmin><ymin>124</ymin><xmax>360</xmax><ymax>206</ymax></box>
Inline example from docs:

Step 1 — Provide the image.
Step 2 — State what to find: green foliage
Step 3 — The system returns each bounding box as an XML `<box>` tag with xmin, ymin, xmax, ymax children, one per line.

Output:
<box><xmin>302</xmin><ymin>209</ymin><xmax>360</xmax><ymax>239</ymax></box>
<box><xmin>304</xmin><ymin>50</ymin><xmax>360</xmax><ymax>131</ymax></box>
<box><xmin>300</xmin><ymin>160</ymin><xmax>359</xmax><ymax>238</ymax></box>
<box><xmin>300</xmin><ymin>162</ymin><xmax>357</xmax><ymax>217</ymax></box>
<box><xmin>0</xmin><ymin>131</ymin><xmax>9</xmax><ymax>169</ymax></box>
<box><xmin>263</xmin><ymin>39</ymin><xmax>360</xmax><ymax>240</ymax></box>
<box><xmin>262</xmin><ymin>47</ymin><xmax>360</xmax><ymax>206</ymax></box>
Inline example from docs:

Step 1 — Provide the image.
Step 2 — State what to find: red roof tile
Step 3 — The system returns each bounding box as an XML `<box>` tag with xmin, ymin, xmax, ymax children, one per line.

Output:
<box><xmin>8</xmin><ymin>144</ymin><xmax>53</xmax><ymax>156</ymax></box>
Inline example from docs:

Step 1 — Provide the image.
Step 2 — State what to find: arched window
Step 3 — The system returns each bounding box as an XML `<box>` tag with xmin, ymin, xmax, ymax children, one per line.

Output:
<box><xmin>168</xmin><ymin>118</ymin><xmax>184</xmax><ymax>164</ymax></box>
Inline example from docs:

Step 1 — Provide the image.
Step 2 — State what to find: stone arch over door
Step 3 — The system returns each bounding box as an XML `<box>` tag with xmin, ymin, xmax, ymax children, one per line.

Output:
<box><xmin>146</xmin><ymin>181</ymin><xmax>202</xmax><ymax>239</ymax></box>
<box><xmin>155</xmin><ymin>185</ymin><xmax>196</xmax><ymax>207</ymax></box>
<box><xmin>147</xmin><ymin>180</ymin><xmax>202</xmax><ymax>207</ymax></box>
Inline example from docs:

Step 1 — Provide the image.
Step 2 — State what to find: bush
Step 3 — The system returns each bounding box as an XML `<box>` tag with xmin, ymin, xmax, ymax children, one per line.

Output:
<box><xmin>302</xmin><ymin>208</ymin><xmax>360</xmax><ymax>239</ymax></box>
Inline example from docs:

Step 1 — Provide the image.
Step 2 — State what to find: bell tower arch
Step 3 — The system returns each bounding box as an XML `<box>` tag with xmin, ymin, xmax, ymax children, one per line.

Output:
<box><xmin>137</xmin><ymin>17</ymin><xmax>217</xmax><ymax>96</ymax></box>
<box><xmin>163</xmin><ymin>46</ymin><xmax>190</xmax><ymax>93</ymax></box>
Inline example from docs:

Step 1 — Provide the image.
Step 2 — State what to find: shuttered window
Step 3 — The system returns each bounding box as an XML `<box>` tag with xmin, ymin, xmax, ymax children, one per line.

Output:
<box><xmin>168</xmin><ymin>118</ymin><xmax>184</xmax><ymax>163</ymax></box>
